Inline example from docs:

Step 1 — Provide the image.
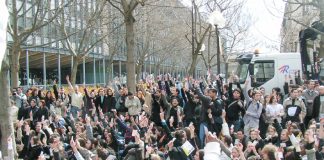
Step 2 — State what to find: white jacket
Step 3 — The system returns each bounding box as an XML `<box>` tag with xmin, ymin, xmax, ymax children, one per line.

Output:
<box><xmin>204</xmin><ymin>142</ymin><xmax>221</xmax><ymax>160</ymax></box>
<box><xmin>125</xmin><ymin>96</ymin><xmax>142</xmax><ymax>116</ymax></box>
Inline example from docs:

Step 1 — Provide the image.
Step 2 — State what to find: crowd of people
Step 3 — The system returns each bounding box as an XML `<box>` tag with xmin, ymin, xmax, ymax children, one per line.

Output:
<box><xmin>4</xmin><ymin>73</ymin><xmax>324</xmax><ymax>160</ymax></box>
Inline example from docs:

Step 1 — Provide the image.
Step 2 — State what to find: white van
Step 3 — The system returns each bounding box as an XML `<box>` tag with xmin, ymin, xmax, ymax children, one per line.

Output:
<box><xmin>232</xmin><ymin>52</ymin><xmax>302</xmax><ymax>94</ymax></box>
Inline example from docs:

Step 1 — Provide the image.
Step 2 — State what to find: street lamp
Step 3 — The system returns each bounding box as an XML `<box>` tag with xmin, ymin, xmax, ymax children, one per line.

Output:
<box><xmin>198</xmin><ymin>43</ymin><xmax>215</xmax><ymax>79</ymax></box>
<box><xmin>207</xmin><ymin>10</ymin><xmax>225</xmax><ymax>74</ymax></box>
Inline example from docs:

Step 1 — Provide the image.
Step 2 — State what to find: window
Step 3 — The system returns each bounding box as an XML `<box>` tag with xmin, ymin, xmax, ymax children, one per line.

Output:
<box><xmin>236</xmin><ymin>63</ymin><xmax>249</xmax><ymax>84</ymax></box>
<box><xmin>59</xmin><ymin>41</ymin><xmax>63</xmax><ymax>48</ymax></box>
<box><xmin>50</xmin><ymin>0</ymin><xmax>55</xmax><ymax>10</ymax></box>
<box><xmin>26</xmin><ymin>36</ymin><xmax>33</xmax><ymax>45</ymax></box>
<box><xmin>26</xmin><ymin>2</ymin><xmax>32</xmax><ymax>18</ymax></box>
<box><xmin>44</xmin><ymin>37</ymin><xmax>49</xmax><ymax>44</ymax></box>
<box><xmin>51</xmin><ymin>38</ymin><xmax>57</xmax><ymax>48</ymax></box>
<box><xmin>253</xmin><ymin>60</ymin><xmax>275</xmax><ymax>86</ymax></box>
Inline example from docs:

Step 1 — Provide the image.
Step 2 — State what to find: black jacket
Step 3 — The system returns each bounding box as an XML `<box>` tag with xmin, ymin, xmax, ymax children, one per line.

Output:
<box><xmin>18</xmin><ymin>106</ymin><xmax>31</xmax><ymax>120</ymax></box>
<box><xmin>225</xmin><ymin>82</ymin><xmax>245</xmax><ymax>122</ymax></box>
<box><xmin>35</xmin><ymin>107</ymin><xmax>49</xmax><ymax>122</ymax></box>
<box><xmin>194</xmin><ymin>87</ymin><xmax>223</xmax><ymax>124</ymax></box>
<box><xmin>28</xmin><ymin>145</ymin><xmax>50</xmax><ymax>160</ymax></box>
<box><xmin>84</xmin><ymin>88</ymin><xmax>95</xmax><ymax>115</ymax></box>
<box><xmin>151</xmin><ymin>94</ymin><xmax>169</xmax><ymax>126</ymax></box>
<box><xmin>313</xmin><ymin>95</ymin><xmax>323</xmax><ymax>120</ymax></box>
<box><xmin>116</xmin><ymin>95</ymin><xmax>127</xmax><ymax>112</ymax></box>
<box><xmin>106</xmin><ymin>95</ymin><xmax>117</xmax><ymax>112</ymax></box>
<box><xmin>184</xmin><ymin>91</ymin><xmax>200</xmax><ymax>124</ymax></box>
<box><xmin>95</xmin><ymin>95</ymin><xmax>109</xmax><ymax>113</ymax></box>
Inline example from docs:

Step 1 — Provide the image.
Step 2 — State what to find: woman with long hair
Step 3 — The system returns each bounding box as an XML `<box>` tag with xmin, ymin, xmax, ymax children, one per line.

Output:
<box><xmin>136</xmin><ymin>90</ymin><xmax>145</xmax><ymax>106</ymax></box>
<box><xmin>266</xmin><ymin>95</ymin><xmax>284</xmax><ymax>124</ymax></box>
<box><xmin>261</xmin><ymin>144</ymin><xmax>279</xmax><ymax>160</ymax></box>
<box><xmin>264</xmin><ymin>125</ymin><xmax>280</xmax><ymax>146</ymax></box>
<box><xmin>35</xmin><ymin>100</ymin><xmax>49</xmax><ymax>122</ymax></box>
<box><xmin>194</xmin><ymin>149</ymin><xmax>204</xmax><ymax>160</ymax></box>
<box><xmin>45</xmin><ymin>91</ymin><xmax>55</xmax><ymax>108</ymax></box>
<box><xmin>106</xmin><ymin>88</ymin><xmax>116</xmax><ymax>112</ymax></box>
<box><xmin>28</xmin><ymin>88</ymin><xmax>40</xmax><ymax>104</ymax></box>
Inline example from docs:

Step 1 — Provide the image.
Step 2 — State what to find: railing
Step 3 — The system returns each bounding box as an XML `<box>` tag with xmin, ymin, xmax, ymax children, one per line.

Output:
<box><xmin>19</xmin><ymin>83</ymin><xmax>107</xmax><ymax>91</ymax></box>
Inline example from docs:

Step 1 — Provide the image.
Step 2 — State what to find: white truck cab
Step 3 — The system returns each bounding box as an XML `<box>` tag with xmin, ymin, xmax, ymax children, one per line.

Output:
<box><xmin>233</xmin><ymin>52</ymin><xmax>302</xmax><ymax>94</ymax></box>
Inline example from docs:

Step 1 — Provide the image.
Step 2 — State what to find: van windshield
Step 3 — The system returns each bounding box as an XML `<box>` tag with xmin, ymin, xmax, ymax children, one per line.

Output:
<box><xmin>235</xmin><ymin>63</ymin><xmax>249</xmax><ymax>84</ymax></box>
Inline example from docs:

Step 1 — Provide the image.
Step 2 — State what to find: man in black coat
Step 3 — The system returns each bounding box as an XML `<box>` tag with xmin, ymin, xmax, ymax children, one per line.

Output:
<box><xmin>95</xmin><ymin>88</ymin><xmax>109</xmax><ymax>113</ymax></box>
<box><xmin>183</xmin><ymin>89</ymin><xmax>200</xmax><ymax>127</ymax></box>
<box><xmin>194</xmin><ymin>84</ymin><xmax>223</xmax><ymax>148</ymax></box>
<box><xmin>225</xmin><ymin>81</ymin><xmax>245</xmax><ymax>132</ymax></box>
<box><xmin>151</xmin><ymin>89</ymin><xmax>169</xmax><ymax>127</ymax></box>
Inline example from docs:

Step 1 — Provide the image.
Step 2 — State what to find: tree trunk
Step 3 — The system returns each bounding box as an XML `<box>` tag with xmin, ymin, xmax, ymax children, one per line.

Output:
<box><xmin>319</xmin><ymin>3</ymin><xmax>324</xmax><ymax>59</ymax></box>
<box><xmin>125</xmin><ymin>15</ymin><xmax>136</xmax><ymax>93</ymax></box>
<box><xmin>70</xmin><ymin>56</ymin><xmax>80</xmax><ymax>85</ymax></box>
<box><xmin>188</xmin><ymin>53</ymin><xmax>198</xmax><ymax>76</ymax></box>
<box><xmin>320</xmin><ymin>38</ymin><xmax>324</xmax><ymax>59</ymax></box>
<box><xmin>10</xmin><ymin>48</ymin><xmax>20</xmax><ymax>88</ymax></box>
<box><xmin>0</xmin><ymin>56</ymin><xmax>16</xmax><ymax>159</ymax></box>
<box><xmin>106</xmin><ymin>59</ymin><xmax>113</xmax><ymax>83</ymax></box>
<box><xmin>136</xmin><ymin>63</ymin><xmax>143</xmax><ymax>82</ymax></box>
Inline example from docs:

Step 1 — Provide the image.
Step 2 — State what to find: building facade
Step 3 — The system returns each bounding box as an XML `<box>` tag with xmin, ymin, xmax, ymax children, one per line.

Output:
<box><xmin>7</xmin><ymin>0</ymin><xmax>194</xmax><ymax>88</ymax></box>
<box><xmin>280</xmin><ymin>0</ymin><xmax>319</xmax><ymax>52</ymax></box>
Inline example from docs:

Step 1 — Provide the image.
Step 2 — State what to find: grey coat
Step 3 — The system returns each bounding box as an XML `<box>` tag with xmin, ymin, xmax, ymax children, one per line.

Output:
<box><xmin>243</xmin><ymin>100</ymin><xmax>263</xmax><ymax>128</ymax></box>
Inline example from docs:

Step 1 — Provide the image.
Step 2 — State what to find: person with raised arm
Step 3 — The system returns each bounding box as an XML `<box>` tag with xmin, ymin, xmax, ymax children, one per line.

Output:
<box><xmin>66</xmin><ymin>75</ymin><xmax>83</xmax><ymax>118</ymax></box>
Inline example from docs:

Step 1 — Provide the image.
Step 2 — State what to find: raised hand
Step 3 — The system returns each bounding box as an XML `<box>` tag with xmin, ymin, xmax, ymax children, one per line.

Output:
<box><xmin>112</xmin><ymin>109</ymin><xmax>117</xmax><ymax>118</ymax></box>
<box><xmin>206</xmin><ymin>132</ymin><xmax>218</xmax><ymax>143</ymax></box>
<box><xmin>159</xmin><ymin>112</ymin><xmax>165</xmax><ymax>121</ymax></box>
<box><xmin>17</xmin><ymin>119</ymin><xmax>24</xmax><ymax>128</ymax></box>
<box><xmin>29</xmin><ymin>111</ymin><xmax>33</xmax><ymax>120</ymax></box>
<box><xmin>208</xmin><ymin>113</ymin><xmax>213</xmax><ymax>119</ymax></box>
<box><xmin>167</xmin><ymin>140</ymin><xmax>174</xmax><ymax>150</ymax></box>
<box><xmin>236</xmin><ymin>143</ymin><xmax>244</xmax><ymax>152</ymax></box>
<box><xmin>221</xmin><ymin>110</ymin><xmax>226</xmax><ymax>120</ymax></box>
<box><xmin>189</xmin><ymin>122</ymin><xmax>195</xmax><ymax>138</ymax></box>
<box><xmin>85</xmin><ymin>114</ymin><xmax>91</xmax><ymax>125</ymax></box>
<box><xmin>66</xmin><ymin>75</ymin><xmax>70</xmax><ymax>82</ymax></box>
<box><xmin>169</xmin><ymin>116</ymin><xmax>174</xmax><ymax>126</ymax></box>
<box><xmin>70</xmin><ymin>138</ymin><xmax>77</xmax><ymax>152</ymax></box>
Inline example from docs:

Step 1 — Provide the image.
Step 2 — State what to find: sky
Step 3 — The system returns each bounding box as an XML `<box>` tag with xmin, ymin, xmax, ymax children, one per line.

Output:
<box><xmin>181</xmin><ymin>0</ymin><xmax>286</xmax><ymax>52</ymax></box>
<box><xmin>245</xmin><ymin>0</ymin><xmax>286</xmax><ymax>52</ymax></box>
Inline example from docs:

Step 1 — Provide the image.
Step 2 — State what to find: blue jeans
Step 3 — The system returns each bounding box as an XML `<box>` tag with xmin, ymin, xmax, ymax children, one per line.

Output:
<box><xmin>228</xmin><ymin>118</ymin><xmax>243</xmax><ymax>132</ymax></box>
<box><xmin>70</xmin><ymin>106</ymin><xmax>81</xmax><ymax>118</ymax></box>
<box><xmin>199</xmin><ymin>122</ymin><xmax>208</xmax><ymax>148</ymax></box>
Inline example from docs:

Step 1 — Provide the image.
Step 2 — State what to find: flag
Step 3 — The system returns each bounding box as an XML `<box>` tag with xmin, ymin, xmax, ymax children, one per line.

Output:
<box><xmin>0</xmin><ymin>1</ymin><xmax>8</xmax><ymax>69</ymax></box>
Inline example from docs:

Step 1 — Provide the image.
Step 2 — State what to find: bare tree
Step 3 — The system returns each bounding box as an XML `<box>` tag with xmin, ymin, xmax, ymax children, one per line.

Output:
<box><xmin>107</xmin><ymin>0</ymin><xmax>149</xmax><ymax>93</ymax></box>
<box><xmin>103</xmin><ymin>34</ymin><xmax>124</xmax><ymax>82</ymax></box>
<box><xmin>281</xmin><ymin>0</ymin><xmax>324</xmax><ymax>57</ymax></box>
<box><xmin>0</xmin><ymin>52</ymin><xmax>15</xmax><ymax>159</ymax></box>
<box><xmin>187</xmin><ymin>0</ymin><xmax>250</xmax><ymax>75</ymax></box>
<box><xmin>7</xmin><ymin>0</ymin><xmax>71</xmax><ymax>88</ymax></box>
<box><xmin>186</xmin><ymin>0</ymin><xmax>211</xmax><ymax>76</ymax></box>
<box><xmin>57</xmin><ymin>0</ymin><xmax>108</xmax><ymax>85</ymax></box>
<box><xmin>201</xmin><ymin>0</ymin><xmax>256</xmax><ymax>72</ymax></box>
<box><xmin>134</xmin><ymin>1</ymin><xmax>191</xmax><ymax>80</ymax></box>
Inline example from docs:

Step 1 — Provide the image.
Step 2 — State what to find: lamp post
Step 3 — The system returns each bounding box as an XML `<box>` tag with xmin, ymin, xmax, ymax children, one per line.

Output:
<box><xmin>207</xmin><ymin>10</ymin><xmax>225</xmax><ymax>74</ymax></box>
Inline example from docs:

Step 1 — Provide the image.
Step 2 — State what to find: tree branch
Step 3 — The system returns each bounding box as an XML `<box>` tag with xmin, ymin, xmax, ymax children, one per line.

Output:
<box><xmin>107</xmin><ymin>0</ymin><xmax>125</xmax><ymax>16</ymax></box>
